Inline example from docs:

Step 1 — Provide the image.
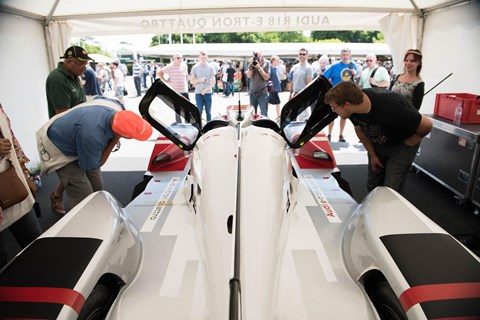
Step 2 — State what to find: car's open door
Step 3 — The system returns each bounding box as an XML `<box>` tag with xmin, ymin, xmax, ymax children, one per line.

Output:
<box><xmin>279</xmin><ymin>75</ymin><xmax>337</xmax><ymax>149</ymax></box>
<box><xmin>139</xmin><ymin>79</ymin><xmax>202</xmax><ymax>151</ymax></box>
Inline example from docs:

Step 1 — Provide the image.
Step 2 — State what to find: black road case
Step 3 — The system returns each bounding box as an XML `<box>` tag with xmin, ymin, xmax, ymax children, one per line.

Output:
<box><xmin>413</xmin><ymin>115</ymin><xmax>480</xmax><ymax>203</ymax></box>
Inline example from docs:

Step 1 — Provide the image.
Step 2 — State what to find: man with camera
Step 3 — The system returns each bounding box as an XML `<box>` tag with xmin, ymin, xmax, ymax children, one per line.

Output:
<box><xmin>247</xmin><ymin>51</ymin><xmax>270</xmax><ymax>117</ymax></box>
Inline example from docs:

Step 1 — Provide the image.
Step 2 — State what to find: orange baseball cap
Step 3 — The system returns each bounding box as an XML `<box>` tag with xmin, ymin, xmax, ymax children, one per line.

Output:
<box><xmin>112</xmin><ymin>110</ymin><xmax>153</xmax><ymax>141</ymax></box>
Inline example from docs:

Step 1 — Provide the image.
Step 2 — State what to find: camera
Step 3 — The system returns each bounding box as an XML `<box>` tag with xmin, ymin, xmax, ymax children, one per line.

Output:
<box><xmin>252</xmin><ymin>52</ymin><xmax>259</xmax><ymax>66</ymax></box>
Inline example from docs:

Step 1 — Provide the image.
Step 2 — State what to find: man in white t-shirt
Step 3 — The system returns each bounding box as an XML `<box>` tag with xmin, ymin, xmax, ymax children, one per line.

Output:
<box><xmin>190</xmin><ymin>51</ymin><xmax>216</xmax><ymax>122</ymax></box>
<box><xmin>358</xmin><ymin>53</ymin><xmax>391</xmax><ymax>89</ymax></box>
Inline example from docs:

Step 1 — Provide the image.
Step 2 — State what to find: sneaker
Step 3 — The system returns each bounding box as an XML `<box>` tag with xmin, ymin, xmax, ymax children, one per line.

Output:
<box><xmin>327</xmin><ymin>135</ymin><xmax>331</xmax><ymax>141</ymax></box>
<box><xmin>339</xmin><ymin>135</ymin><xmax>346</xmax><ymax>143</ymax></box>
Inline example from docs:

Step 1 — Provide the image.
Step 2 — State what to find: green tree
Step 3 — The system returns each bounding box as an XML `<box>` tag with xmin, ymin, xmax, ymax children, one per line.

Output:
<box><xmin>197</xmin><ymin>31</ymin><xmax>309</xmax><ymax>43</ymax></box>
<box><xmin>150</xmin><ymin>31</ymin><xmax>309</xmax><ymax>46</ymax></box>
<box><xmin>74</xmin><ymin>37</ymin><xmax>111</xmax><ymax>56</ymax></box>
<box><xmin>311</xmin><ymin>31</ymin><xmax>384</xmax><ymax>43</ymax></box>
<box><xmin>151</xmin><ymin>34</ymin><xmax>197</xmax><ymax>45</ymax></box>
<box><xmin>149</xmin><ymin>31</ymin><xmax>383</xmax><ymax>47</ymax></box>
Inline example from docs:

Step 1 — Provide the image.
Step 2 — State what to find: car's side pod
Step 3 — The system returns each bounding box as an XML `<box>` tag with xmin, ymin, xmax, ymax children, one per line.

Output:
<box><xmin>0</xmin><ymin>191</ymin><xmax>142</xmax><ymax>320</ymax></box>
<box><xmin>343</xmin><ymin>187</ymin><xmax>480</xmax><ymax>320</ymax></box>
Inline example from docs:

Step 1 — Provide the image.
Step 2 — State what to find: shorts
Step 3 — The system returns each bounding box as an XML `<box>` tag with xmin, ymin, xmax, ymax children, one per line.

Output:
<box><xmin>268</xmin><ymin>91</ymin><xmax>280</xmax><ymax>104</ymax></box>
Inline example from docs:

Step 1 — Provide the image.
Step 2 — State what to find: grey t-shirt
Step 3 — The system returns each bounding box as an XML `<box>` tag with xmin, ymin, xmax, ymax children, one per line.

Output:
<box><xmin>190</xmin><ymin>63</ymin><xmax>215</xmax><ymax>94</ymax></box>
<box><xmin>249</xmin><ymin>59</ymin><xmax>271</xmax><ymax>96</ymax></box>
<box><xmin>291</xmin><ymin>63</ymin><xmax>313</xmax><ymax>93</ymax></box>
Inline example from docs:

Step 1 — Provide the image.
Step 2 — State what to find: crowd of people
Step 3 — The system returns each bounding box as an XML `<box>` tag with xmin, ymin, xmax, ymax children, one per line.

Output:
<box><xmin>179</xmin><ymin>47</ymin><xmax>430</xmax><ymax>206</ymax></box>
<box><xmin>0</xmin><ymin>44</ymin><xmax>430</xmax><ymax>267</ymax></box>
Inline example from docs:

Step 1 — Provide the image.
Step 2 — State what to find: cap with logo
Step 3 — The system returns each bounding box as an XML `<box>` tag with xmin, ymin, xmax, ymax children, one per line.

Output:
<box><xmin>60</xmin><ymin>46</ymin><xmax>94</xmax><ymax>61</ymax></box>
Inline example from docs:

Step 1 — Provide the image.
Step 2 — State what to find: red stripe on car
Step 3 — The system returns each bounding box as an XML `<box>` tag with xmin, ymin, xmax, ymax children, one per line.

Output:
<box><xmin>0</xmin><ymin>286</ymin><xmax>85</xmax><ymax>314</ymax></box>
<box><xmin>399</xmin><ymin>282</ymin><xmax>480</xmax><ymax>312</ymax></box>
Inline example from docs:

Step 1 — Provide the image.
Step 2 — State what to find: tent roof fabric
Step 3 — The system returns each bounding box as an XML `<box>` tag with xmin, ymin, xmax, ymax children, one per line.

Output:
<box><xmin>0</xmin><ymin>0</ymin><xmax>463</xmax><ymax>18</ymax></box>
<box><xmin>0</xmin><ymin>1</ymin><xmax>466</xmax><ymax>36</ymax></box>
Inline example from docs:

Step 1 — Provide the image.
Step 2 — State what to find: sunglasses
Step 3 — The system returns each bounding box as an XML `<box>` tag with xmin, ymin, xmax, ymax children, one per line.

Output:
<box><xmin>366</xmin><ymin>59</ymin><xmax>373</xmax><ymax>62</ymax></box>
<box><xmin>299</xmin><ymin>53</ymin><xmax>307</xmax><ymax>56</ymax></box>
<box><xmin>69</xmin><ymin>59</ymin><xmax>88</xmax><ymax>67</ymax></box>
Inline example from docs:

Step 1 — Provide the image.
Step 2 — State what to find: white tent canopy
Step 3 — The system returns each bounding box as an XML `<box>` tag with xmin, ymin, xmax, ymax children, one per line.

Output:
<box><xmin>0</xmin><ymin>0</ymin><xmax>466</xmax><ymax>36</ymax></box>
<box><xmin>88</xmin><ymin>53</ymin><xmax>113</xmax><ymax>64</ymax></box>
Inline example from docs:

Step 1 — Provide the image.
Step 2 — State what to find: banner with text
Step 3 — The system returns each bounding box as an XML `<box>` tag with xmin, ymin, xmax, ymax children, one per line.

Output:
<box><xmin>69</xmin><ymin>11</ymin><xmax>387</xmax><ymax>36</ymax></box>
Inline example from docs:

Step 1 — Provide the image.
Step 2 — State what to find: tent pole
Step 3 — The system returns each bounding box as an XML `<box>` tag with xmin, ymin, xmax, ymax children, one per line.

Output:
<box><xmin>417</xmin><ymin>16</ymin><xmax>425</xmax><ymax>50</ymax></box>
<box><xmin>408</xmin><ymin>0</ymin><xmax>424</xmax><ymax>17</ymax></box>
<box><xmin>409</xmin><ymin>0</ymin><xmax>425</xmax><ymax>50</ymax></box>
<box><xmin>45</xmin><ymin>0</ymin><xmax>61</xmax><ymax>26</ymax></box>
<box><xmin>44</xmin><ymin>25</ymin><xmax>55</xmax><ymax>71</ymax></box>
<box><xmin>44</xmin><ymin>0</ymin><xmax>61</xmax><ymax>71</ymax></box>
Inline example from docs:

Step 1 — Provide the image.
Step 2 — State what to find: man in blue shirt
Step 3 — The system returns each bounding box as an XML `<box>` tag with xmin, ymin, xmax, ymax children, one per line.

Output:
<box><xmin>82</xmin><ymin>64</ymin><xmax>101</xmax><ymax>100</ymax></box>
<box><xmin>322</xmin><ymin>48</ymin><xmax>357</xmax><ymax>142</ymax></box>
<box><xmin>38</xmin><ymin>97</ymin><xmax>153</xmax><ymax>209</ymax></box>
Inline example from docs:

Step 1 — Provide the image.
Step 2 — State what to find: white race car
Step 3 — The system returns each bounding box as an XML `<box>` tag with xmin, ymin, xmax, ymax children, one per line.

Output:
<box><xmin>1</xmin><ymin>77</ymin><xmax>479</xmax><ymax>319</ymax></box>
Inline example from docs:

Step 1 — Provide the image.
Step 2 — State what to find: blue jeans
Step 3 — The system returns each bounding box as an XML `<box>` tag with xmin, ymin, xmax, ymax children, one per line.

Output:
<box><xmin>367</xmin><ymin>143</ymin><xmax>419</xmax><ymax>194</ymax></box>
<box><xmin>250</xmin><ymin>93</ymin><xmax>269</xmax><ymax>116</ymax></box>
<box><xmin>226</xmin><ymin>81</ymin><xmax>234</xmax><ymax>96</ymax></box>
<box><xmin>195</xmin><ymin>93</ymin><xmax>212</xmax><ymax>122</ymax></box>
<box><xmin>134</xmin><ymin>77</ymin><xmax>142</xmax><ymax>96</ymax></box>
<box><xmin>222</xmin><ymin>81</ymin><xmax>228</xmax><ymax>95</ymax></box>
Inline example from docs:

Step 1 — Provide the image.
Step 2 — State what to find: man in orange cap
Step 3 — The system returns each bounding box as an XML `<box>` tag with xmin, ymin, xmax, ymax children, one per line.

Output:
<box><xmin>36</xmin><ymin>97</ymin><xmax>153</xmax><ymax>210</ymax></box>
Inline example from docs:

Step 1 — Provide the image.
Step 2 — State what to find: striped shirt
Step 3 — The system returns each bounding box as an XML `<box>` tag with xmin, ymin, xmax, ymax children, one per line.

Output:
<box><xmin>162</xmin><ymin>63</ymin><xmax>188</xmax><ymax>93</ymax></box>
<box><xmin>132</xmin><ymin>63</ymin><xmax>143</xmax><ymax>78</ymax></box>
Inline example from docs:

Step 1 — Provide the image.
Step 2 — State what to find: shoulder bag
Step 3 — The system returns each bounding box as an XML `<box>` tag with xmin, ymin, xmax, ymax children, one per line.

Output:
<box><xmin>0</xmin><ymin>112</ymin><xmax>29</xmax><ymax>209</ymax></box>
<box><xmin>0</xmin><ymin>156</ymin><xmax>29</xmax><ymax>209</ymax></box>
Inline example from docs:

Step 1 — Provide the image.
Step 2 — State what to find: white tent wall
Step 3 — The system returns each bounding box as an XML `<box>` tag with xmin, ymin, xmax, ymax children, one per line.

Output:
<box><xmin>379</xmin><ymin>13</ymin><xmax>419</xmax><ymax>75</ymax></box>
<box><xmin>420</xmin><ymin>1</ymin><xmax>480</xmax><ymax>114</ymax></box>
<box><xmin>0</xmin><ymin>12</ymin><xmax>50</xmax><ymax>170</ymax></box>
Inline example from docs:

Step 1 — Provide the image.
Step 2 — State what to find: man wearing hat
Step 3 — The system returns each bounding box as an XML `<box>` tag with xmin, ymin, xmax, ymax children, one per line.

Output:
<box><xmin>45</xmin><ymin>46</ymin><xmax>95</xmax><ymax>215</ymax></box>
<box><xmin>46</xmin><ymin>45</ymin><xmax>95</xmax><ymax>118</ymax></box>
<box><xmin>36</xmin><ymin>97</ymin><xmax>153</xmax><ymax>210</ymax></box>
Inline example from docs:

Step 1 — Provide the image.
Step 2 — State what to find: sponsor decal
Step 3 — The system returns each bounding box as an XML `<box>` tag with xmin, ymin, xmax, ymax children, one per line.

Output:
<box><xmin>304</xmin><ymin>175</ymin><xmax>341</xmax><ymax>223</ymax></box>
<box><xmin>140</xmin><ymin>177</ymin><xmax>179</xmax><ymax>232</ymax></box>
